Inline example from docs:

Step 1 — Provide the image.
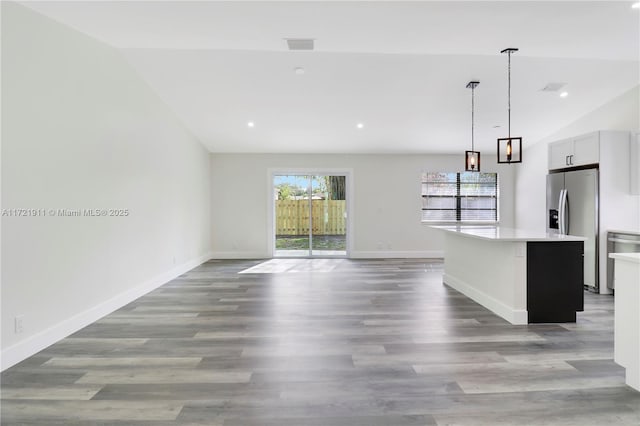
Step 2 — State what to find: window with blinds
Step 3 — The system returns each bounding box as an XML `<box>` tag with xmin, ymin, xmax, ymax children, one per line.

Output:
<box><xmin>421</xmin><ymin>172</ymin><xmax>498</xmax><ymax>222</ymax></box>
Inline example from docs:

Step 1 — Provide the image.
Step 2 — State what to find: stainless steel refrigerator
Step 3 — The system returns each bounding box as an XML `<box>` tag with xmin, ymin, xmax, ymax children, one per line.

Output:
<box><xmin>546</xmin><ymin>168</ymin><xmax>599</xmax><ymax>290</ymax></box>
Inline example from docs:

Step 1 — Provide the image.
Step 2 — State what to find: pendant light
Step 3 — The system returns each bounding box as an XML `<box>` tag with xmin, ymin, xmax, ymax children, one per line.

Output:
<box><xmin>497</xmin><ymin>48</ymin><xmax>522</xmax><ymax>164</ymax></box>
<box><xmin>465</xmin><ymin>81</ymin><xmax>481</xmax><ymax>172</ymax></box>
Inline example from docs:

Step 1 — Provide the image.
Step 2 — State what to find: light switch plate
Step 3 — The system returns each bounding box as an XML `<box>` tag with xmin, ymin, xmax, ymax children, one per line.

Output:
<box><xmin>14</xmin><ymin>315</ymin><xmax>24</xmax><ymax>334</ymax></box>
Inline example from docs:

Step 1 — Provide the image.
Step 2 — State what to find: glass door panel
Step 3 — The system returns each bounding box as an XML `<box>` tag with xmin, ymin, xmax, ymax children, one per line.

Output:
<box><xmin>311</xmin><ymin>175</ymin><xmax>347</xmax><ymax>256</ymax></box>
<box><xmin>274</xmin><ymin>175</ymin><xmax>310</xmax><ymax>257</ymax></box>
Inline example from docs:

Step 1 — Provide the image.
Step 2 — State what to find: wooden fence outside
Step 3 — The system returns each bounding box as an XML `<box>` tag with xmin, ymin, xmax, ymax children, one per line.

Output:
<box><xmin>276</xmin><ymin>200</ymin><xmax>346</xmax><ymax>236</ymax></box>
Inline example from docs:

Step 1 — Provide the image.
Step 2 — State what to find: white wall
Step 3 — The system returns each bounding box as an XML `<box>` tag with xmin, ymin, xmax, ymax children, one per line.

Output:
<box><xmin>1</xmin><ymin>3</ymin><xmax>211</xmax><ymax>369</ymax></box>
<box><xmin>515</xmin><ymin>86</ymin><xmax>640</xmax><ymax>232</ymax></box>
<box><xmin>211</xmin><ymin>153</ymin><xmax>515</xmax><ymax>258</ymax></box>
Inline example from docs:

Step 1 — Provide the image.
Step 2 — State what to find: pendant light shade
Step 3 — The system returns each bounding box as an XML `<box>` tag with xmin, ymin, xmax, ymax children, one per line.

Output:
<box><xmin>497</xmin><ymin>48</ymin><xmax>522</xmax><ymax>164</ymax></box>
<box><xmin>465</xmin><ymin>150</ymin><xmax>480</xmax><ymax>171</ymax></box>
<box><xmin>497</xmin><ymin>136</ymin><xmax>522</xmax><ymax>163</ymax></box>
<box><xmin>465</xmin><ymin>81</ymin><xmax>481</xmax><ymax>172</ymax></box>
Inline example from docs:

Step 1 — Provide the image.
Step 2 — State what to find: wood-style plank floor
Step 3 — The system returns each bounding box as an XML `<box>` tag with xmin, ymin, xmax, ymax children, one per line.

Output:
<box><xmin>2</xmin><ymin>258</ymin><xmax>639</xmax><ymax>425</ymax></box>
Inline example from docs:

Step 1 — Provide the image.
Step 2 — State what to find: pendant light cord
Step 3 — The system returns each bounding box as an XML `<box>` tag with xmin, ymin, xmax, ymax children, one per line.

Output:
<box><xmin>507</xmin><ymin>50</ymin><xmax>511</xmax><ymax>138</ymax></box>
<box><xmin>471</xmin><ymin>85</ymin><xmax>475</xmax><ymax>152</ymax></box>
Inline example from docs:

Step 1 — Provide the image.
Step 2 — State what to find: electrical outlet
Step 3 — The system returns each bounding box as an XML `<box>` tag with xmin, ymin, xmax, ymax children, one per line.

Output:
<box><xmin>14</xmin><ymin>315</ymin><xmax>24</xmax><ymax>334</ymax></box>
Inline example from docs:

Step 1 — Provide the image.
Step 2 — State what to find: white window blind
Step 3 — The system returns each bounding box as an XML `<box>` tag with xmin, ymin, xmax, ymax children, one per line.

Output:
<box><xmin>421</xmin><ymin>172</ymin><xmax>498</xmax><ymax>222</ymax></box>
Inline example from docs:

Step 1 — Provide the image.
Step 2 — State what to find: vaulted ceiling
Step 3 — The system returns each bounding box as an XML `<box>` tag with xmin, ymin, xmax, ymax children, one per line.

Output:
<box><xmin>22</xmin><ymin>1</ymin><xmax>640</xmax><ymax>153</ymax></box>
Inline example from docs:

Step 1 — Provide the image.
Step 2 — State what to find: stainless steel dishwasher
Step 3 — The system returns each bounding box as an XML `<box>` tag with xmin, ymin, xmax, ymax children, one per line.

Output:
<box><xmin>607</xmin><ymin>230</ymin><xmax>640</xmax><ymax>290</ymax></box>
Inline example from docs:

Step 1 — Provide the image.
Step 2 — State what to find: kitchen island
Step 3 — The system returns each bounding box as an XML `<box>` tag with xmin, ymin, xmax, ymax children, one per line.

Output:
<box><xmin>610</xmin><ymin>252</ymin><xmax>640</xmax><ymax>391</ymax></box>
<box><xmin>433</xmin><ymin>226</ymin><xmax>586</xmax><ymax>325</ymax></box>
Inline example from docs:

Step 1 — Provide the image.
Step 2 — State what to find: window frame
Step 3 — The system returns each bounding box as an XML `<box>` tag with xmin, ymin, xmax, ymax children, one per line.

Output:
<box><xmin>420</xmin><ymin>171</ymin><xmax>499</xmax><ymax>224</ymax></box>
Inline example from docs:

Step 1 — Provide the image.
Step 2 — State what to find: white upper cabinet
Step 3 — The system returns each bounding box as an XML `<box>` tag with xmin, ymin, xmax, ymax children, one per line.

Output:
<box><xmin>548</xmin><ymin>139</ymin><xmax>574</xmax><ymax>170</ymax></box>
<box><xmin>631</xmin><ymin>133</ymin><xmax>640</xmax><ymax>195</ymax></box>
<box><xmin>572</xmin><ymin>133</ymin><xmax>600</xmax><ymax>166</ymax></box>
<box><xmin>548</xmin><ymin>132</ymin><xmax>600</xmax><ymax>170</ymax></box>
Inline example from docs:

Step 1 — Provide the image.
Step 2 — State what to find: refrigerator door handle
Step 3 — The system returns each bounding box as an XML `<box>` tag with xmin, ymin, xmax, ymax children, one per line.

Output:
<box><xmin>558</xmin><ymin>190</ymin><xmax>564</xmax><ymax>234</ymax></box>
<box><xmin>559</xmin><ymin>189</ymin><xmax>568</xmax><ymax>235</ymax></box>
<box><xmin>563</xmin><ymin>190</ymin><xmax>570</xmax><ymax>234</ymax></box>
<box><xmin>560</xmin><ymin>189</ymin><xmax>569</xmax><ymax>235</ymax></box>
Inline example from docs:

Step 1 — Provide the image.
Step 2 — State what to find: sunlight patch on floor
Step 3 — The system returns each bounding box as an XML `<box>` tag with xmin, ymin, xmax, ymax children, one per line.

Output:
<box><xmin>239</xmin><ymin>258</ymin><xmax>345</xmax><ymax>274</ymax></box>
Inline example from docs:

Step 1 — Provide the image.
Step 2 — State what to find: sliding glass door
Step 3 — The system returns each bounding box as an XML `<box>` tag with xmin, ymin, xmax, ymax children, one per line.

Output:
<box><xmin>274</xmin><ymin>174</ymin><xmax>347</xmax><ymax>257</ymax></box>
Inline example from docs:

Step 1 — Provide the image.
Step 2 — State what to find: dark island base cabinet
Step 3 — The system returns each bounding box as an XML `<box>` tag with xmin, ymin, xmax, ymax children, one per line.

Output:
<box><xmin>527</xmin><ymin>241</ymin><xmax>585</xmax><ymax>323</ymax></box>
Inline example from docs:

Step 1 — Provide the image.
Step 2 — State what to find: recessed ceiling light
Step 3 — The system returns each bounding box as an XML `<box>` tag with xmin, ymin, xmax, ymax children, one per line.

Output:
<box><xmin>356</xmin><ymin>123</ymin><xmax>364</xmax><ymax>129</ymax></box>
<box><xmin>632</xmin><ymin>2</ymin><xmax>640</xmax><ymax>9</ymax></box>
<box><xmin>247</xmin><ymin>122</ymin><xmax>255</xmax><ymax>128</ymax></box>
<box><xmin>294</xmin><ymin>67</ymin><xmax>305</xmax><ymax>75</ymax></box>
<box><xmin>560</xmin><ymin>92</ymin><xmax>569</xmax><ymax>98</ymax></box>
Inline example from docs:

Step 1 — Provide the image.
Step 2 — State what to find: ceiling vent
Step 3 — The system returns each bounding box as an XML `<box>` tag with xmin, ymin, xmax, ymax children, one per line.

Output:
<box><xmin>285</xmin><ymin>38</ymin><xmax>315</xmax><ymax>51</ymax></box>
<box><xmin>540</xmin><ymin>82</ymin><xmax>567</xmax><ymax>92</ymax></box>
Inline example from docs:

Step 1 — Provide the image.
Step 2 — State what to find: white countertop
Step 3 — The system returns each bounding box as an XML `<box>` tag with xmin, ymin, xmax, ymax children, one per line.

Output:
<box><xmin>431</xmin><ymin>225</ymin><xmax>587</xmax><ymax>242</ymax></box>
<box><xmin>609</xmin><ymin>253</ymin><xmax>640</xmax><ymax>264</ymax></box>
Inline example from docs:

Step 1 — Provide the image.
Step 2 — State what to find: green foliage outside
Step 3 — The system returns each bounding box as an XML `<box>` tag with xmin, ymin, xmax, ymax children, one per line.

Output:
<box><xmin>276</xmin><ymin>235</ymin><xmax>346</xmax><ymax>251</ymax></box>
<box><xmin>275</xmin><ymin>176</ymin><xmax>346</xmax><ymax>201</ymax></box>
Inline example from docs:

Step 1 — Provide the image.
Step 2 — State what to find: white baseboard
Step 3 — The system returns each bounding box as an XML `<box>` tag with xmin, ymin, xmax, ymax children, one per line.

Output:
<box><xmin>350</xmin><ymin>250</ymin><xmax>444</xmax><ymax>259</ymax></box>
<box><xmin>599</xmin><ymin>286</ymin><xmax>613</xmax><ymax>295</ymax></box>
<box><xmin>209</xmin><ymin>251</ymin><xmax>269</xmax><ymax>259</ymax></box>
<box><xmin>443</xmin><ymin>273</ymin><xmax>528</xmax><ymax>325</ymax></box>
<box><xmin>1</xmin><ymin>252</ymin><xmax>214</xmax><ymax>372</ymax></box>
<box><xmin>209</xmin><ymin>250</ymin><xmax>444</xmax><ymax>260</ymax></box>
